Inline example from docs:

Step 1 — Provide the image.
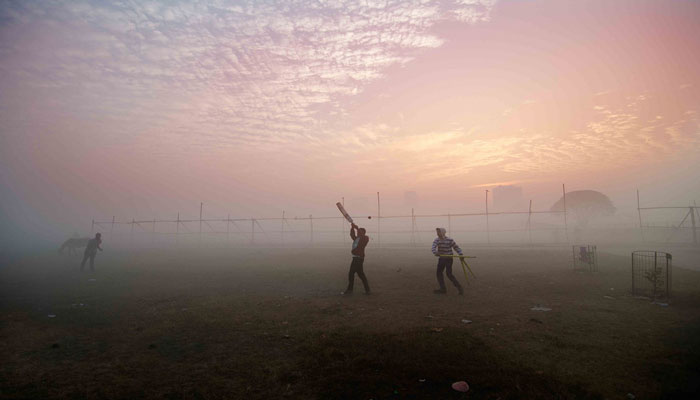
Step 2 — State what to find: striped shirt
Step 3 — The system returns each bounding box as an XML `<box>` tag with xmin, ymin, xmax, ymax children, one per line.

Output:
<box><xmin>432</xmin><ymin>236</ymin><xmax>463</xmax><ymax>256</ymax></box>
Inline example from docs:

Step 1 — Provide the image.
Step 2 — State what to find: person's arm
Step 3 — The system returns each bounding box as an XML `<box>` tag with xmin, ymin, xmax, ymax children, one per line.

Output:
<box><xmin>452</xmin><ymin>240</ymin><xmax>463</xmax><ymax>256</ymax></box>
<box><xmin>350</xmin><ymin>223</ymin><xmax>357</xmax><ymax>240</ymax></box>
<box><xmin>432</xmin><ymin>238</ymin><xmax>439</xmax><ymax>256</ymax></box>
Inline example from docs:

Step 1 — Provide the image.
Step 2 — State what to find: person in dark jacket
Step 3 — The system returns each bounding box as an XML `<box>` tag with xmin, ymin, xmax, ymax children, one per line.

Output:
<box><xmin>80</xmin><ymin>233</ymin><xmax>103</xmax><ymax>272</ymax></box>
<box><xmin>344</xmin><ymin>223</ymin><xmax>370</xmax><ymax>295</ymax></box>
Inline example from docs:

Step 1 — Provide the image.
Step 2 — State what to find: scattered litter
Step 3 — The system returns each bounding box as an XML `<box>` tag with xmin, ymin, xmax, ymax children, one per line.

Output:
<box><xmin>461</xmin><ymin>319</ymin><xmax>472</xmax><ymax>324</ymax></box>
<box><xmin>610</xmin><ymin>288</ymin><xmax>615</xmax><ymax>291</ymax></box>
<box><xmin>47</xmin><ymin>314</ymin><xmax>56</xmax><ymax>318</ymax></box>
<box><xmin>652</xmin><ymin>302</ymin><xmax>669</xmax><ymax>307</ymax></box>
<box><xmin>281</xmin><ymin>321</ymin><xmax>288</xmax><ymax>325</ymax></box>
<box><xmin>430</xmin><ymin>327</ymin><xmax>443</xmax><ymax>333</ymax></box>
<box><xmin>529</xmin><ymin>318</ymin><xmax>543</xmax><ymax>324</ymax></box>
<box><xmin>425</xmin><ymin>315</ymin><xmax>435</xmax><ymax>319</ymax></box>
<box><xmin>282</xmin><ymin>334</ymin><xmax>291</xmax><ymax>339</ymax></box>
<box><xmin>530</xmin><ymin>305</ymin><xmax>551</xmax><ymax>312</ymax></box>
<box><xmin>626</xmin><ymin>393</ymin><xmax>635</xmax><ymax>400</ymax></box>
<box><xmin>396</xmin><ymin>268</ymin><xmax>402</xmax><ymax>273</ymax></box>
<box><xmin>418</xmin><ymin>379</ymin><xmax>426</xmax><ymax>383</ymax></box>
<box><xmin>604</xmin><ymin>296</ymin><xmax>616</xmax><ymax>300</ymax></box>
<box><xmin>451</xmin><ymin>381</ymin><xmax>469</xmax><ymax>392</ymax></box>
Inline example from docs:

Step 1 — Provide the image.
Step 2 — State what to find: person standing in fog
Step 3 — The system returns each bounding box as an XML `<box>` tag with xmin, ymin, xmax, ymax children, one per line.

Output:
<box><xmin>431</xmin><ymin>227</ymin><xmax>464</xmax><ymax>295</ymax></box>
<box><xmin>343</xmin><ymin>223</ymin><xmax>370</xmax><ymax>295</ymax></box>
<box><xmin>80</xmin><ymin>232</ymin><xmax>103</xmax><ymax>272</ymax></box>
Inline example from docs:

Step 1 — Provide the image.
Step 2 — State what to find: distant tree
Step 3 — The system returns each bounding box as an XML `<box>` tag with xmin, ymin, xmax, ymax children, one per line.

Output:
<box><xmin>550</xmin><ymin>190</ymin><xmax>615</xmax><ymax>227</ymax></box>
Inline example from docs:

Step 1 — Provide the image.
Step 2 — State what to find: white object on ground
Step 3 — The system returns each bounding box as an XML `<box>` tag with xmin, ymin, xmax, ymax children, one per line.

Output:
<box><xmin>531</xmin><ymin>305</ymin><xmax>552</xmax><ymax>312</ymax></box>
<box><xmin>461</xmin><ymin>319</ymin><xmax>472</xmax><ymax>324</ymax></box>
<box><xmin>48</xmin><ymin>314</ymin><xmax>56</xmax><ymax>318</ymax></box>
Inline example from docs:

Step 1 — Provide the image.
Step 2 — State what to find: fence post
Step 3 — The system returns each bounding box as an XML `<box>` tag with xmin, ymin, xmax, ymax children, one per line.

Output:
<box><xmin>411</xmin><ymin>208</ymin><xmax>415</xmax><ymax>246</ymax></box>
<box><xmin>377</xmin><ymin>192</ymin><xmax>381</xmax><ymax>248</ymax></box>
<box><xmin>690</xmin><ymin>207</ymin><xmax>697</xmax><ymax>245</ymax></box>
<box><xmin>176</xmin><ymin>213</ymin><xmax>180</xmax><ymax>246</ymax></box>
<box><xmin>309</xmin><ymin>214</ymin><xmax>313</xmax><ymax>245</ymax></box>
<box><xmin>131</xmin><ymin>218</ymin><xmax>135</xmax><ymax>247</ymax></box>
<box><xmin>227</xmin><ymin>213</ymin><xmax>230</xmax><ymax>242</ymax></box>
<box><xmin>111</xmin><ymin>216</ymin><xmax>115</xmax><ymax>237</ymax></box>
<box><xmin>281</xmin><ymin>211</ymin><xmax>285</xmax><ymax>246</ymax></box>
<box><xmin>485</xmin><ymin>190</ymin><xmax>490</xmax><ymax>244</ymax></box>
<box><xmin>251</xmin><ymin>218</ymin><xmax>255</xmax><ymax>245</ymax></box>
<box><xmin>448</xmin><ymin>212</ymin><xmax>451</xmax><ymax>236</ymax></box>
<box><xmin>152</xmin><ymin>218</ymin><xmax>156</xmax><ymax>246</ymax></box>
<box><xmin>562</xmin><ymin>184</ymin><xmax>569</xmax><ymax>242</ymax></box>
<box><xmin>631</xmin><ymin>252</ymin><xmax>635</xmax><ymax>295</ymax></box>
<box><xmin>528</xmin><ymin>200</ymin><xmax>533</xmax><ymax>245</ymax></box>
<box><xmin>199</xmin><ymin>202</ymin><xmax>203</xmax><ymax>244</ymax></box>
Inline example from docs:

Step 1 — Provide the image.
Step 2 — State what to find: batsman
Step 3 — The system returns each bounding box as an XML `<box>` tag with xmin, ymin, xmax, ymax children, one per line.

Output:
<box><xmin>431</xmin><ymin>227</ymin><xmax>464</xmax><ymax>295</ymax></box>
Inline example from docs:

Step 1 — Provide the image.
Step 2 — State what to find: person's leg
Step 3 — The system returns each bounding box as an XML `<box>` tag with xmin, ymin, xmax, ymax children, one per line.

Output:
<box><xmin>346</xmin><ymin>258</ymin><xmax>358</xmax><ymax>292</ymax></box>
<box><xmin>80</xmin><ymin>253</ymin><xmax>89</xmax><ymax>271</ymax></box>
<box><xmin>435</xmin><ymin>257</ymin><xmax>447</xmax><ymax>292</ymax></box>
<box><xmin>89</xmin><ymin>253</ymin><xmax>95</xmax><ymax>271</ymax></box>
<box><xmin>444</xmin><ymin>258</ymin><xmax>463</xmax><ymax>294</ymax></box>
<box><xmin>355</xmin><ymin>258</ymin><xmax>370</xmax><ymax>293</ymax></box>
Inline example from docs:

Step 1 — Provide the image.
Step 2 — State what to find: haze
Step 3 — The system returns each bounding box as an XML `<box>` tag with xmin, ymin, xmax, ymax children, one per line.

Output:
<box><xmin>1</xmin><ymin>0</ymin><xmax>699</xmax><ymax>249</ymax></box>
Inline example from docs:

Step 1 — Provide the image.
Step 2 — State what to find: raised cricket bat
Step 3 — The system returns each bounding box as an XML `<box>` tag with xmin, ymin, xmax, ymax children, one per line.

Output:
<box><xmin>336</xmin><ymin>202</ymin><xmax>353</xmax><ymax>223</ymax></box>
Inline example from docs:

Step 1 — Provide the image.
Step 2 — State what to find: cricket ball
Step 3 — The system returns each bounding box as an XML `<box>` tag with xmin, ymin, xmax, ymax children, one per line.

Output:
<box><xmin>368</xmin><ymin>216</ymin><xmax>372</xmax><ymax>219</ymax></box>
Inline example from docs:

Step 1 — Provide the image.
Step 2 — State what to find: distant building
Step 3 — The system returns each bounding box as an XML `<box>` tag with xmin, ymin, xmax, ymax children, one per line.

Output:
<box><xmin>493</xmin><ymin>185</ymin><xmax>524</xmax><ymax>211</ymax></box>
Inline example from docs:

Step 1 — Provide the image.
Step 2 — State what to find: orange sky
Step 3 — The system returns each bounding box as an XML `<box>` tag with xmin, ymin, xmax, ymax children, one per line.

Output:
<box><xmin>1</xmin><ymin>0</ymin><xmax>699</xmax><ymax>243</ymax></box>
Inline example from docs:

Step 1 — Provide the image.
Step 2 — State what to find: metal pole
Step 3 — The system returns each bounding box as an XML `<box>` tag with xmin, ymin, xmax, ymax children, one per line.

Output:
<box><xmin>281</xmin><ymin>211</ymin><xmax>285</xmax><ymax>246</ymax></box>
<box><xmin>309</xmin><ymin>214</ymin><xmax>313</xmax><ymax>245</ymax></box>
<box><xmin>131</xmin><ymin>218</ymin><xmax>135</xmax><ymax>247</ymax></box>
<box><xmin>485</xmin><ymin>190</ymin><xmax>490</xmax><ymax>244</ymax></box>
<box><xmin>176</xmin><ymin>213</ymin><xmax>180</xmax><ymax>246</ymax></box>
<box><xmin>227</xmin><ymin>213</ymin><xmax>230</xmax><ymax>242</ymax></box>
<box><xmin>448</xmin><ymin>212</ymin><xmax>451</xmax><ymax>236</ymax></box>
<box><xmin>411</xmin><ymin>207</ymin><xmax>415</xmax><ymax>246</ymax></box>
<box><xmin>654</xmin><ymin>251</ymin><xmax>658</xmax><ymax>299</ymax></box>
<box><xmin>377</xmin><ymin>192</ymin><xmax>381</xmax><ymax>248</ymax></box>
<box><xmin>528</xmin><ymin>199</ymin><xmax>532</xmax><ymax>245</ymax></box>
<box><xmin>152</xmin><ymin>218</ymin><xmax>156</xmax><ymax>246</ymax></box>
<box><xmin>111</xmin><ymin>216</ymin><xmax>115</xmax><ymax>236</ymax></box>
<box><xmin>562</xmin><ymin>184</ymin><xmax>569</xmax><ymax>242</ymax></box>
<box><xmin>199</xmin><ymin>202</ymin><xmax>203</xmax><ymax>244</ymax></box>
<box><xmin>690</xmin><ymin>206</ymin><xmax>697</xmax><ymax>245</ymax></box>
<box><xmin>91</xmin><ymin>219</ymin><xmax>94</xmax><ymax>234</ymax></box>
<box><xmin>631</xmin><ymin>252</ymin><xmax>635</xmax><ymax>295</ymax></box>
<box><xmin>637</xmin><ymin>189</ymin><xmax>644</xmax><ymax>241</ymax></box>
<box><xmin>251</xmin><ymin>218</ymin><xmax>255</xmax><ymax>245</ymax></box>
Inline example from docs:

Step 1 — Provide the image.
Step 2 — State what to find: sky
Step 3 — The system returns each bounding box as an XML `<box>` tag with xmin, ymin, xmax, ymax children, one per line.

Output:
<box><xmin>1</xmin><ymin>0</ymin><xmax>699</xmax><ymax>246</ymax></box>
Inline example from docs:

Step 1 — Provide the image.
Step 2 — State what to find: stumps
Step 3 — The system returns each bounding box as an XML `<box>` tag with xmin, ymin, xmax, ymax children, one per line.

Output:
<box><xmin>631</xmin><ymin>251</ymin><xmax>672</xmax><ymax>299</ymax></box>
<box><xmin>572</xmin><ymin>245</ymin><xmax>598</xmax><ymax>272</ymax></box>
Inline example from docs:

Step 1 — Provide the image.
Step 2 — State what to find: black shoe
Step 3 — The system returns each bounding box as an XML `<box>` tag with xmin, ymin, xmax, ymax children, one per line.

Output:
<box><xmin>433</xmin><ymin>289</ymin><xmax>447</xmax><ymax>294</ymax></box>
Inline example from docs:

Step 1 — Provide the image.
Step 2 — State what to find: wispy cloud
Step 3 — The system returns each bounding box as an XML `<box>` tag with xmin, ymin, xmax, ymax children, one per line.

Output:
<box><xmin>0</xmin><ymin>0</ymin><xmax>496</xmax><ymax>150</ymax></box>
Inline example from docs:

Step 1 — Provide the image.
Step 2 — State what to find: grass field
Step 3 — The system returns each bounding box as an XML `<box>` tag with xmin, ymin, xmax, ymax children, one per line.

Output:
<box><xmin>1</xmin><ymin>246</ymin><xmax>699</xmax><ymax>399</ymax></box>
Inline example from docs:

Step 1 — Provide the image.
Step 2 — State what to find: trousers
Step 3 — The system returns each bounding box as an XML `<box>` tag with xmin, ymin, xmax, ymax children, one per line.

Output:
<box><xmin>347</xmin><ymin>257</ymin><xmax>370</xmax><ymax>293</ymax></box>
<box><xmin>436</xmin><ymin>257</ymin><xmax>462</xmax><ymax>290</ymax></box>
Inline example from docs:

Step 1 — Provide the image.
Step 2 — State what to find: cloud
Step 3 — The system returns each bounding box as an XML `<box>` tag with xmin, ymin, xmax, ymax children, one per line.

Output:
<box><xmin>0</xmin><ymin>0</ymin><xmax>497</xmax><ymax>150</ymax></box>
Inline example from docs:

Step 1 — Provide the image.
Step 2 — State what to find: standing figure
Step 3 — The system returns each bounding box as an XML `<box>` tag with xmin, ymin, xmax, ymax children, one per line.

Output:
<box><xmin>344</xmin><ymin>223</ymin><xmax>370</xmax><ymax>295</ymax></box>
<box><xmin>431</xmin><ymin>228</ymin><xmax>464</xmax><ymax>295</ymax></box>
<box><xmin>80</xmin><ymin>233</ymin><xmax>103</xmax><ymax>272</ymax></box>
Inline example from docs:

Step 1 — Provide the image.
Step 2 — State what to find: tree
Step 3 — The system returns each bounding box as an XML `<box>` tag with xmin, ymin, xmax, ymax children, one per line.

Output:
<box><xmin>550</xmin><ymin>190</ymin><xmax>615</xmax><ymax>227</ymax></box>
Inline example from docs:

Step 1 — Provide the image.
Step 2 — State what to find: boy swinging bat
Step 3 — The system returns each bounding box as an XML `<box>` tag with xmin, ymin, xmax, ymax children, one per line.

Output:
<box><xmin>336</xmin><ymin>202</ymin><xmax>371</xmax><ymax>295</ymax></box>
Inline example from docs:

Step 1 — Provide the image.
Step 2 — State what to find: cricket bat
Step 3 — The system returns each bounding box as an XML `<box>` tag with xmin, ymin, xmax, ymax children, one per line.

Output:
<box><xmin>336</xmin><ymin>202</ymin><xmax>353</xmax><ymax>224</ymax></box>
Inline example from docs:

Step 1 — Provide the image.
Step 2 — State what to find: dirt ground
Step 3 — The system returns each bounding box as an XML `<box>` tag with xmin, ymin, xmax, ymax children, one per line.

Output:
<box><xmin>1</xmin><ymin>246</ymin><xmax>699</xmax><ymax>399</ymax></box>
